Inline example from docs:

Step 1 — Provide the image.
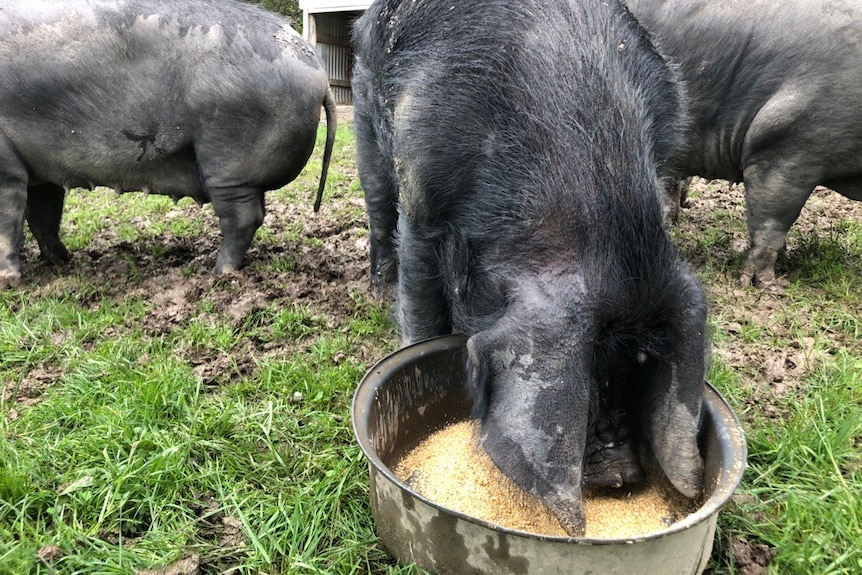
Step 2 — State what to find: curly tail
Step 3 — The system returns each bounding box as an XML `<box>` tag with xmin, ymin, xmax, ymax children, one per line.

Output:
<box><xmin>314</xmin><ymin>86</ymin><xmax>337</xmax><ymax>212</ymax></box>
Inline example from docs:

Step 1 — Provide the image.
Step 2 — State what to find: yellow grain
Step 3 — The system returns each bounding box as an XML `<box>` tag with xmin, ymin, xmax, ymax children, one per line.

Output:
<box><xmin>392</xmin><ymin>420</ymin><xmax>697</xmax><ymax>539</ymax></box>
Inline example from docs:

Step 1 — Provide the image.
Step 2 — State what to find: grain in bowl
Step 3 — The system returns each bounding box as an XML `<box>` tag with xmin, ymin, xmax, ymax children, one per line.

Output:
<box><xmin>393</xmin><ymin>419</ymin><xmax>698</xmax><ymax>539</ymax></box>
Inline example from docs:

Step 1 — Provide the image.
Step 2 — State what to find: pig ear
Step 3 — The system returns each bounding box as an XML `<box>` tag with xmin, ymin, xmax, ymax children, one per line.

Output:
<box><xmin>643</xmin><ymin>302</ymin><xmax>707</xmax><ymax>499</ymax></box>
<box><xmin>465</xmin><ymin>331</ymin><xmax>490</xmax><ymax>417</ymax></box>
<box><xmin>643</xmin><ymin>363</ymin><xmax>704</xmax><ymax>499</ymax></box>
<box><xmin>465</xmin><ymin>313</ymin><xmax>514</xmax><ymax>418</ymax></box>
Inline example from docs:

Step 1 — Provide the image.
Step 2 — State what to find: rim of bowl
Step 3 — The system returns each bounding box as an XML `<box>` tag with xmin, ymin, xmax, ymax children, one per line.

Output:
<box><xmin>352</xmin><ymin>334</ymin><xmax>747</xmax><ymax>545</ymax></box>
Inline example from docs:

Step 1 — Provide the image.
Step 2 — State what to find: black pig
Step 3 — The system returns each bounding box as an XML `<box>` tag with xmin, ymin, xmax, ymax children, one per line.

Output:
<box><xmin>0</xmin><ymin>0</ymin><xmax>335</xmax><ymax>285</ymax></box>
<box><xmin>626</xmin><ymin>0</ymin><xmax>862</xmax><ymax>287</ymax></box>
<box><xmin>353</xmin><ymin>0</ymin><xmax>708</xmax><ymax>536</ymax></box>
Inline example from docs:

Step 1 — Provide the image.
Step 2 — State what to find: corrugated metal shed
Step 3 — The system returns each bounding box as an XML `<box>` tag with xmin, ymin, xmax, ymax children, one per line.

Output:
<box><xmin>299</xmin><ymin>0</ymin><xmax>372</xmax><ymax>104</ymax></box>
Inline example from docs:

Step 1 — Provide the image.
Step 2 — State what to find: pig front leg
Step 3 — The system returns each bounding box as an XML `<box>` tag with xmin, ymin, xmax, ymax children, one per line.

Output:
<box><xmin>358</xmin><ymin>150</ymin><xmax>398</xmax><ymax>296</ymax></box>
<box><xmin>26</xmin><ymin>184</ymin><xmax>70</xmax><ymax>265</ymax></box>
<box><xmin>354</xmin><ymin>90</ymin><xmax>399</xmax><ymax>297</ymax></box>
<box><xmin>0</xmin><ymin>140</ymin><xmax>28</xmax><ymax>287</ymax></box>
<box><xmin>393</xmin><ymin>213</ymin><xmax>451</xmax><ymax>346</ymax></box>
<box><xmin>210</xmin><ymin>187</ymin><xmax>265</xmax><ymax>274</ymax></box>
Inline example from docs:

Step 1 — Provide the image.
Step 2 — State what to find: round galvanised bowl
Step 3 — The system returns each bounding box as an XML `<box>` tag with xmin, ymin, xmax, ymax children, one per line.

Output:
<box><xmin>352</xmin><ymin>334</ymin><xmax>746</xmax><ymax>575</ymax></box>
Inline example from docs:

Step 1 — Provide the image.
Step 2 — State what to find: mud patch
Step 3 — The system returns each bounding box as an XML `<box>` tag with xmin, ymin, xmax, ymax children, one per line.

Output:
<box><xmin>730</xmin><ymin>536</ymin><xmax>774</xmax><ymax>575</ymax></box>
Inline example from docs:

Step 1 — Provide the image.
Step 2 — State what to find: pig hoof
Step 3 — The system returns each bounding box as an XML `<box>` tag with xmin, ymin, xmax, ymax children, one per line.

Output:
<box><xmin>214</xmin><ymin>263</ymin><xmax>242</xmax><ymax>276</ymax></box>
<box><xmin>0</xmin><ymin>273</ymin><xmax>23</xmax><ymax>290</ymax></box>
<box><xmin>370</xmin><ymin>264</ymin><xmax>397</xmax><ymax>300</ymax></box>
<box><xmin>755</xmin><ymin>273</ymin><xmax>789</xmax><ymax>291</ymax></box>
<box><xmin>739</xmin><ymin>268</ymin><xmax>755</xmax><ymax>287</ymax></box>
<box><xmin>370</xmin><ymin>281</ymin><xmax>394</xmax><ymax>302</ymax></box>
<box><xmin>753</xmin><ymin>275</ymin><xmax>782</xmax><ymax>291</ymax></box>
<box><xmin>41</xmin><ymin>244</ymin><xmax>71</xmax><ymax>265</ymax></box>
<box><xmin>742</xmin><ymin>262</ymin><xmax>787</xmax><ymax>290</ymax></box>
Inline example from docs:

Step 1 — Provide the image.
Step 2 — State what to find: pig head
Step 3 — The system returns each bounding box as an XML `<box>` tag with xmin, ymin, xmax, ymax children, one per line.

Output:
<box><xmin>465</xmin><ymin>268</ymin><xmax>706</xmax><ymax>535</ymax></box>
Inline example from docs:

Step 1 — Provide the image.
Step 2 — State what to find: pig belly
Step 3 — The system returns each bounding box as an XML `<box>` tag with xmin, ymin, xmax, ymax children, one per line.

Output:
<box><xmin>25</xmin><ymin>145</ymin><xmax>207</xmax><ymax>202</ymax></box>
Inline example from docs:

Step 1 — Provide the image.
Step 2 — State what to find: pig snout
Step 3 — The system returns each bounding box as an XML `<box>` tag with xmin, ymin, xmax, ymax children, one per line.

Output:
<box><xmin>584</xmin><ymin>415</ymin><xmax>647</xmax><ymax>489</ymax></box>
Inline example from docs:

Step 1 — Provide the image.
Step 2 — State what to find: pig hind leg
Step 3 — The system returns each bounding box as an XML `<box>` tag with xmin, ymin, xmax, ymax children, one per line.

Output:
<box><xmin>26</xmin><ymin>184</ymin><xmax>70</xmax><ymax>265</ymax></box>
<box><xmin>742</xmin><ymin>163</ymin><xmax>814</xmax><ymax>287</ymax></box>
<box><xmin>195</xmin><ymin>135</ymin><xmax>268</xmax><ymax>274</ymax></box>
<box><xmin>208</xmin><ymin>186</ymin><xmax>265</xmax><ymax>275</ymax></box>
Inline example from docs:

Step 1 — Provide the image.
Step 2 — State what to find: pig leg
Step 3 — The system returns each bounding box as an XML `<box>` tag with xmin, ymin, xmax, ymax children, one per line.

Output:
<box><xmin>741</xmin><ymin>164</ymin><xmax>814</xmax><ymax>287</ymax></box>
<box><xmin>393</xmin><ymin>213</ymin><xmax>451</xmax><ymax>345</ymax></box>
<box><xmin>0</xmin><ymin>137</ymin><xmax>28</xmax><ymax>286</ymax></box>
<box><xmin>659</xmin><ymin>176</ymin><xmax>692</xmax><ymax>223</ymax></box>
<box><xmin>209</xmin><ymin>187</ymin><xmax>265</xmax><ymax>274</ymax></box>
<box><xmin>26</xmin><ymin>184</ymin><xmax>70</xmax><ymax>265</ymax></box>
<box><xmin>354</xmin><ymin>89</ymin><xmax>399</xmax><ymax>297</ymax></box>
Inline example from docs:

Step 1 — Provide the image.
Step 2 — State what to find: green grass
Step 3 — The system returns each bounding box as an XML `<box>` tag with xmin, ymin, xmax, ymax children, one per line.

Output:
<box><xmin>707</xmin><ymin>355</ymin><xmax>862</xmax><ymax>574</ymax></box>
<box><xmin>0</xmin><ymin>295</ymin><xmax>398</xmax><ymax>574</ymax></box>
<box><xmin>677</xmin><ymin>181</ymin><xmax>862</xmax><ymax>575</ymax></box>
<box><xmin>2</xmin><ymin>125</ymin><xmax>862</xmax><ymax>574</ymax></box>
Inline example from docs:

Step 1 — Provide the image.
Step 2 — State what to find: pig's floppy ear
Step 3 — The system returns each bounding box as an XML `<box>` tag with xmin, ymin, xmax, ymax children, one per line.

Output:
<box><xmin>465</xmin><ymin>331</ymin><xmax>490</xmax><ymax>417</ymax></box>
<box><xmin>465</xmin><ymin>314</ymin><xmax>512</xmax><ymax>418</ymax></box>
<box><xmin>642</xmin><ymin>303</ymin><xmax>707</xmax><ymax>499</ymax></box>
<box><xmin>643</xmin><ymin>363</ymin><xmax>704</xmax><ymax>499</ymax></box>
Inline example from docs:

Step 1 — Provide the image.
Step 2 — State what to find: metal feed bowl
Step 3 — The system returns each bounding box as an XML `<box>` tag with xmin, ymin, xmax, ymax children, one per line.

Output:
<box><xmin>353</xmin><ymin>334</ymin><xmax>746</xmax><ymax>575</ymax></box>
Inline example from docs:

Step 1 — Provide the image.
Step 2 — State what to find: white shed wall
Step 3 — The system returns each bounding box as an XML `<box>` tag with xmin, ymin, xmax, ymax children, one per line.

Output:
<box><xmin>300</xmin><ymin>0</ymin><xmax>371</xmax><ymax>104</ymax></box>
